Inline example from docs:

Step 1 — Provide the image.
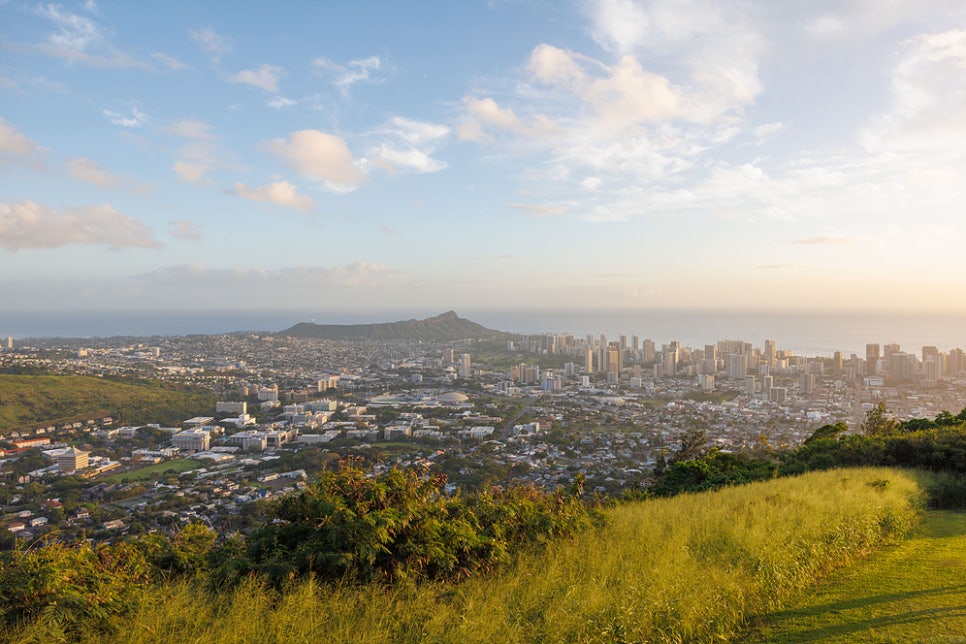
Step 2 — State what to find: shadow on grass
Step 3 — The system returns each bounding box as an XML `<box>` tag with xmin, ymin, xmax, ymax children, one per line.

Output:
<box><xmin>763</xmin><ymin>583</ymin><xmax>966</xmax><ymax>621</ymax></box>
<box><xmin>756</xmin><ymin>605</ymin><xmax>966</xmax><ymax>643</ymax></box>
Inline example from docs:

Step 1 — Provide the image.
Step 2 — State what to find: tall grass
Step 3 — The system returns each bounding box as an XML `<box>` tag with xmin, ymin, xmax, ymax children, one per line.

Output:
<box><xmin>5</xmin><ymin>467</ymin><xmax>923</xmax><ymax>644</ymax></box>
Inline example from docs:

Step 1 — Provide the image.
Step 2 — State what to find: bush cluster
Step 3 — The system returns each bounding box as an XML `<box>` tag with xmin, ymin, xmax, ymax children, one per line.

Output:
<box><xmin>215</xmin><ymin>464</ymin><xmax>600</xmax><ymax>587</ymax></box>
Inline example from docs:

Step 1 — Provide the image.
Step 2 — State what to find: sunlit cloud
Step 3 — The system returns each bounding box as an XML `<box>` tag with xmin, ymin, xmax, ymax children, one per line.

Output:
<box><xmin>268</xmin><ymin>129</ymin><xmax>367</xmax><ymax>192</ymax></box>
<box><xmin>231</xmin><ymin>181</ymin><xmax>315</xmax><ymax>212</ymax></box>
<box><xmin>0</xmin><ymin>201</ymin><xmax>159</xmax><ymax>251</ymax></box>
<box><xmin>230</xmin><ymin>64</ymin><xmax>284</xmax><ymax>93</ymax></box>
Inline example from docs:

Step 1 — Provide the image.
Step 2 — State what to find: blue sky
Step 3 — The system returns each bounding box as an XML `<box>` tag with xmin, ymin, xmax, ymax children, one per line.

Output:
<box><xmin>2</xmin><ymin>0</ymin><xmax>966</xmax><ymax>313</ymax></box>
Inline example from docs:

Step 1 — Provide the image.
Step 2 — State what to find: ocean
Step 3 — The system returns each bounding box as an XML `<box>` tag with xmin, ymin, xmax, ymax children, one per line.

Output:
<box><xmin>1</xmin><ymin>308</ymin><xmax>964</xmax><ymax>358</ymax></box>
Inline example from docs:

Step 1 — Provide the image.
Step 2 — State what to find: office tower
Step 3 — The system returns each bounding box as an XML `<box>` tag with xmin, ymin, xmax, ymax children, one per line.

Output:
<box><xmin>643</xmin><ymin>339</ymin><xmax>655</xmax><ymax>362</ymax></box>
<box><xmin>865</xmin><ymin>344</ymin><xmax>880</xmax><ymax>376</ymax></box>
<box><xmin>608</xmin><ymin>347</ymin><xmax>621</xmax><ymax>374</ymax></box>
<box><xmin>725</xmin><ymin>353</ymin><xmax>746</xmax><ymax>379</ymax></box>
<box><xmin>662</xmin><ymin>348</ymin><xmax>677</xmax><ymax>376</ymax></box>
<box><xmin>619</xmin><ymin>335</ymin><xmax>627</xmax><ymax>351</ymax></box>
<box><xmin>883</xmin><ymin>343</ymin><xmax>901</xmax><ymax>363</ymax></box>
<box><xmin>764</xmin><ymin>339</ymin><xmax>776</xmax><ymax>367</ymax></box>
<box><xmin>888</xmin><ymin>352</ymin><xmax>915</xmax><ymax>381</ymax></box>
<box><xmin>631</xmin><ymin>335</ymin><xmax>639</xmax><ymax>351</ymax></box>
<box><xmin>832</xmin><ymin>351</ymin><xmax>843</xmax><ymax>372</ymax></box>
<box><xmin>947</xmin><ymin>348</ymin><xmax>965</xmax><ymax>376</ymax></box>
<box><xmin>585</xmin><ymin>348</ymin><xmax>594</xmax><ymax>373</ymax></box>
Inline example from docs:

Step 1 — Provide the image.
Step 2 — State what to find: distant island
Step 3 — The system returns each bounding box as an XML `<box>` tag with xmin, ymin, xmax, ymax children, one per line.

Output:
<box><xmin>276</xmin><ymin>311</ymin><xmax>509</xmax><ymax>341</ymax></box>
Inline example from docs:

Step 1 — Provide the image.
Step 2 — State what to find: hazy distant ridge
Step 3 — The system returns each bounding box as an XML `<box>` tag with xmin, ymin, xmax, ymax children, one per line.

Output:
<box><xmin>276</xmin><ymin>311</ymin><xmax>508</xmax><ymax>340</ymax></box>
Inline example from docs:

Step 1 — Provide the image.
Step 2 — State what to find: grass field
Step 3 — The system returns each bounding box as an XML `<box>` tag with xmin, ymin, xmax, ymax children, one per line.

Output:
<box><xmin>0</xmin><ymin>374</ymin><xmax>217</xmax><ymax>432</ymax></box>
<box><xmin>6</xmin><ymin>467</ymin><xmax>923</xmax><ymax>644</ymax></box>
<box><xmin>101</xmin><ymin>458</ymin><xmax>202</xmax><ymax>483</ymax></box>
<box><xmin>740</xmin><ymin>510</ymin><xmax>966</xmax><ymax>643</ymax></box>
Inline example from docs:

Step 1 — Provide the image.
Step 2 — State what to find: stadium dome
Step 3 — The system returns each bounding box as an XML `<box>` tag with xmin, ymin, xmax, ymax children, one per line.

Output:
<box><xmin>436</xmin><ymin>392</ymin><xmax>470</xmax><ymax>405</ymax></box>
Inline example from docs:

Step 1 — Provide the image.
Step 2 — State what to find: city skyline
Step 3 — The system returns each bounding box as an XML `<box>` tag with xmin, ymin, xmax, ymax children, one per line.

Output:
<box><xmin>3</xmin><ymin>1</ymin><xmax>966</xmax><ymax>312</ymax></box>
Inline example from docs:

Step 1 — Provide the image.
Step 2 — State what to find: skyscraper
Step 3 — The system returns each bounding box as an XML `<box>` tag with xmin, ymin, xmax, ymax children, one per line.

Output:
<box><xmin>866</xmin><ymin>344</ymin><xmax>880</xmax><ymax>376</ymax></box>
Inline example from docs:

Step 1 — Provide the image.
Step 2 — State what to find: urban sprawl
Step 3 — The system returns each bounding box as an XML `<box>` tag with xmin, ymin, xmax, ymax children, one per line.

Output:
<box><xmin>2</xmin><ymin>330</ymin><xmax>964</xmax><ymax>546</ymax></box>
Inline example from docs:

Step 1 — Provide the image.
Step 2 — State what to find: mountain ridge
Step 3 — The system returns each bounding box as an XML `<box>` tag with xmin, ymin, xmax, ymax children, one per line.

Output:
<box><xmin>276</xmin><ymin>311</ymin><xmax>509</xmax><ymax>340</ymax></box>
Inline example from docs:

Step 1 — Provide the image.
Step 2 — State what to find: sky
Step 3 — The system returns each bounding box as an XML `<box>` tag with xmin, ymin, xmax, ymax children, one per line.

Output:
<box><xmin>2</xmin><ymin>0</ymin><xmax>966</xmax><ymax>315</ymax></box>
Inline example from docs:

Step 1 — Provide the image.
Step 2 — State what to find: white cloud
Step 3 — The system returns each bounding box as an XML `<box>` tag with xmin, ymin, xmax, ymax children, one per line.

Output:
<box><xmin>38</xmin><ymin>3</ymin><xmax>101</xmax><ymax>50</ymax></box>
<box><xmin>27</xmin><ymin>4</ymin><xmax>144</xmax><ymax>68</ymax></box>
<box><xmin>0</xmin><ymin>201</ymin><xmax>159</xmax><ymax>250</ymax></box>
<box><xmin>754</xmin><ymin>121</ymin><xmax>784</xmax><ymax>143</ymax></box>
<box><xmin>510</xmin><ymin>202</ymin><xmax>571</xmax><ymax>216</ymax></box>
<box><xmin>165</xmin><ymin>118</ymin><xmax>215</xmax><ymax>140</ymax></box>
<box><xmin>230</xmin><ymin>64</ymin><xmax>284</xmax><ymax>92</ymax></box>
<box><xmin>166</xmin><ymin>119</ymin><xmax>222</xmax><ymax>184</ymax></box>
<box><xmin>102</xmin><ymin>107</ymin><xmax>149</xmax><ymax>128</ymax></box>
<box><xmin>190</xmin><ymin>27</ymin><xmax>231</xmax><ymax>64</ymax></box>
<box><xmin>368</xmin><ymin>116</ymin><xmax>449</xmax><ymax>174</ymax></box>
<box><xmin>805</xmin><ymin>14</ymin><xmax>847</xmax><ymax>38</ymax></box>
<box><xmin>313</xmin><ymin>55</ymin><xmax>383</xmax><ymax>92</ymax></box>
<box><xmin>169</xmin><ymin>220</ymin><xmax>200</xmax><ymax>240</ymax></box>
<box><xmin>152</xmin><ymin>52</ymin><xmax>187</xmax><ymax>70</ymax></box>
<box><xmin>173</xmin><ymin>161</ymin><xmax>210</xmax><ymax>185</ymax></box>
<box><xmin>66</xmin><ymin>157</ymin><xmax>116</xmax><ymax>187</ymax></box>
<box><xmin>267</xmin><ymin>96</ymin><xmax>296</xmax><ymax>109</ymax></box>
<box><xmin>232</xmin><ymin>181</ymin><xmax>315</xmax><ymax>212</ymax></box>
<box><xmin>786</xmin><ymin>235</ymin><xmax>855</xmax><ymax>245</ymax></box>
<box><xmin>587</xmin><ymin>0</ymin><xmax>763</xmax><ymax>120</ymax></box>
<box><xmin>268</xmin><ymin>130</ymin><xmax>366</xmax><ymax>192</ymax></box>
<box><xmin>0</xmin><ymin>118</ymin><xmax>47</xmax><ymax>167</ymax></box>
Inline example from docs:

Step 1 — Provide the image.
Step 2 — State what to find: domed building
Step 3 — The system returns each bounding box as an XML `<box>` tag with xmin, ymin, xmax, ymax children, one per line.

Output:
<box><xmin>433</xmin><ymin>391</ymin><xmax>470</xmax><ymax>407</ymax></box>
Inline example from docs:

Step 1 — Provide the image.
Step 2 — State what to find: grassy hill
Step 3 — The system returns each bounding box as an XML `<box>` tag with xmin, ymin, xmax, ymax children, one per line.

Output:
<box><xmin>742</xmin><ymin>510</ymin><xmax>966</xmax><ymax>643</ymax></box>
<box><xmin>0</xmin><ymin>374</ymin><xmax>218</xmax><ymax>433</ymax></box>
<box><xmin>2</xmin><ymin>467</ymin><xmax>925</xmax><ymax>643</ymax></box>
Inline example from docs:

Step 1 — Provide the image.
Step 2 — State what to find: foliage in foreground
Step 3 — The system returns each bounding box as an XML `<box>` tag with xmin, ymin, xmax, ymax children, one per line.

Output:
<box><xmin>2</xmin><ymin>467</ymin><xmax>923</xmax><ymax>644</ymax></box>
<box><xmin>215</xmin><ymin>464</ymin><xmax>599</xmax><ymax>586</ymax></box>
<box><xmin>0</xmin><ymin>465</ymin><xmax>598</xmax><ymax>637</ymax></box>
<box><xmin>648</xmin><ymin>408</ymin><xmax>966</xmax><ymax>505</ymax></box>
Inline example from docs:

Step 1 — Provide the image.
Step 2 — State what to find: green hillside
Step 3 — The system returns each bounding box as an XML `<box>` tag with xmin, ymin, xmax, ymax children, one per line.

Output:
<box><xmin>742</xmin><ymin>510</ymin><xmax>966</xmax><ymax>643</ymax></box>
<box><xmin>0</xmin><ymin>374</ymin><xmax>218</xmax><ymax>433</ymax></box>
<box><xmin>1</xmin><ymin>467</ymin><xmax>925</xmax><ymax>643</ymax></box>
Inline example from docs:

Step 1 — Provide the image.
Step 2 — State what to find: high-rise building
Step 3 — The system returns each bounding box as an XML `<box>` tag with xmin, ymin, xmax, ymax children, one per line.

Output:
<box><xmin>888</xmin><ymin>352</ymin><xmax>915</xmax><ymax>381</ymax></box>
<box><xmin>764</xmin><ymin>339</ymin><xmax>776</xmax><ymax>367</ymax></box>
<box><xmin>947</xmin><ymin>348</ymin><xmax>965</xmax><ymax>377</ymax></box>
<box><xmin>607</xmin><ymin>347</ymin><xmax>621</xmax><ymax>374</ymax></box>
<box><xmin>642</xmin><ymin>339</ymin><xmax>655</xmax><ymax>362</ymax></box>
<box><xmin>832</xmin><ymin>351</ymin><xmax>843</xmax><ymax>372</ymax></box>
<box><xmin>460</xmin><ymin>353</ymin><xmax>471</xmax><ymax>378</ymax></box>
<box><xmin>922</xmin><ymin>346</ymin><xmax>939</xmax><ymax>363</ymax></box>
<box><xmin>631</xmin><ymin>335</ymin><xmax>639</xmax><ymax>351</ymax></box>
<box><xmin>883</xmin><ymin>343</ymin><xmax>901</xmax><ymax>363</ymax></box>
<box><xmin>725</xmin><ymin>353</ymin><xmax>746</xmax><ymax>379</ymax></box>
<box><xmin>865</xmin><ymin>344</ymin><xmax>880</xmax><ymax>376</ymax></box>
<box><xmin>5</xmin><ymin>337</ymin><xmax>12</xmax><ymax>350</ymax></box>
<box><xmin>585</xmin><ymin>348</ymin><xmax>594</xmax><ymax>373</ymax></box>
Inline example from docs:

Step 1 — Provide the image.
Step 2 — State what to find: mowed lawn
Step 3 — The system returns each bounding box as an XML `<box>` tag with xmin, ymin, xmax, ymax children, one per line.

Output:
<box><xmin>101</xmin><ymin>458</ymin><xmax>202</xmax><ymax>483</ymax></box>
<box><xmin>741</xmin><ymin>511</ymin><xmax>966</xmax><ymax>643</ymax></box>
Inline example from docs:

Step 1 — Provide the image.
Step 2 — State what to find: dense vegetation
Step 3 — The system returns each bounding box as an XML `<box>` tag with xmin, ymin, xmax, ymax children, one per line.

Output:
<box><xmin>650</xmin><ymin>405</ymin><xmax>966</xmax><ymax>506</ymax></box>
<box><xmin>0</xmin><ymin>374</ymin><xmax>218</xmax><ymax>432</ymax></box>
<box><xmin>1</xmin><ymin>467</ymin><xmax>923</xmax><ymax>643</ymax></box>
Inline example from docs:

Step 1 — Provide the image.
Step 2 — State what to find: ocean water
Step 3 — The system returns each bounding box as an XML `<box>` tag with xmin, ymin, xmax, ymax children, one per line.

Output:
<box><xmin>1</xmin><ymin>308</ymin><xmax>964</xmax><ymax>357</ymax></box>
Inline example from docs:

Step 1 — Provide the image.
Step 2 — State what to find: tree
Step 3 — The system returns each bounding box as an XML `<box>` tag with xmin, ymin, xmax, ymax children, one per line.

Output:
<box><xmin>861</xmin><ymin>402</ymin><xmax>898</xmax><ymax>436</ymax></box>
